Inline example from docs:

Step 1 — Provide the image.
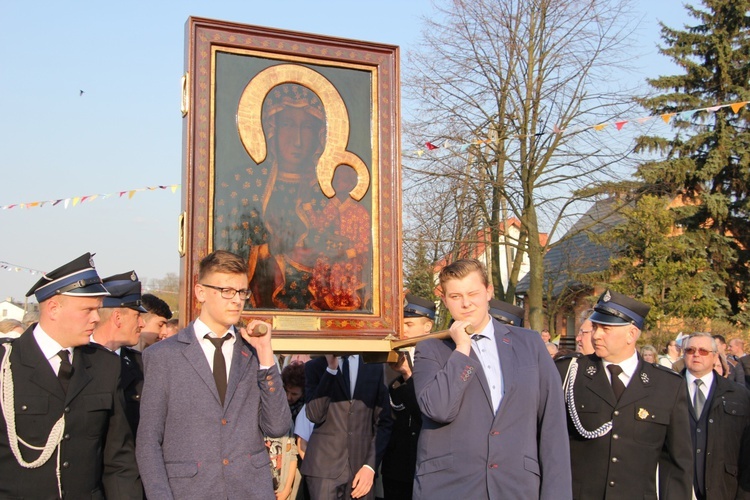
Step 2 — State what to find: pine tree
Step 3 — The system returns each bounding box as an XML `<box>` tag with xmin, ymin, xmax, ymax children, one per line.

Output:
<box><xmin>630</xmin><ymin>0</ymin><xmax>750</xmax><ymax>326</ymax></box>
<box><xmin>403</xmin><ymin>237</ymin><xmax>438</xmax><ymax>302</ymax></box>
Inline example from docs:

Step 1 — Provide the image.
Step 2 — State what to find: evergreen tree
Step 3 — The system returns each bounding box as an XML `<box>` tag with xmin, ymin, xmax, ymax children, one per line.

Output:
<box><xmin>403</xmin><ymin>237</ymin><xmax>438</xmax><ymax>302</ymax></box>
<box><xmin>627</xmin><ymin>0</ymin><xmax>750</xmax><ymax>326</ymax></box>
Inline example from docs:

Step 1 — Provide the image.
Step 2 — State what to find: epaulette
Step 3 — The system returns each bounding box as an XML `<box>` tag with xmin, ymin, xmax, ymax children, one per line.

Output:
<box><xmin>554</xmin><ymin>352</ymin><xmax>583</xmax><ymax>363</ymax></box>
<box><xmin>86</xmin><ymin>342</ymin><xmax>120</xmax><ymax>357</ymax></box>
<box><xmin>0</xmin><ymin>337</ymin><xmax>16</xmax><ymax>345</ymax></box>
<box><xmin>650</xmin><ymin>362</ymin><xmax>683</xmax><ymax>378</ymax></box>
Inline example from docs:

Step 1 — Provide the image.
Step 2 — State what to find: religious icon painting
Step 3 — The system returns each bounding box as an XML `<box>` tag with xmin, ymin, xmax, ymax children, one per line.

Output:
<box><xmin>180</xmin><ymin>18</ymin><xmax>401</xmax><ymax>340</ymax></box>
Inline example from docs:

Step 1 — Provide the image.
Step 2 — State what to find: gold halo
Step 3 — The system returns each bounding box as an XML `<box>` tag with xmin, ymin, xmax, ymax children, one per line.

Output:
<box><xmin>237</xmin><ymin>64</ymin><xmax>370</xmax><ymax>201</ymax></box>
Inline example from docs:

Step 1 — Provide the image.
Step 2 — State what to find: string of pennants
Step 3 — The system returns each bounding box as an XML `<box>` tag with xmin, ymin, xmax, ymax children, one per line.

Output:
<box><xmin>0</xmin><ymin>261</ymin><xmax>45</xmax><ymax>275</ymax></box>
<box><xmin>1</xmin><ymin>184</ymin><xmax>180</xmax><ymax>211</ymax></box>
<box><xmin>414</xmin><ymin>100</ymin><xmax>749</xmax><ymax>157</ymax></box>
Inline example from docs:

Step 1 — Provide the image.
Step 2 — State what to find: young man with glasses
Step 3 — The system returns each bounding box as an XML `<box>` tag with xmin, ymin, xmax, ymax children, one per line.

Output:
<box><xmin>137</xmin><ymin>250</ymin><xmax>291</xmax><ymax>499</ymax></box>
<box><xmin>556</xmin><ymin>289</ymin><xmax>692</xmax><ymax>499</ymax></box>
<box><xmin>682</xmin><ymin>332</ymin><xmax>750</xmax><ymax>500</ymax></box>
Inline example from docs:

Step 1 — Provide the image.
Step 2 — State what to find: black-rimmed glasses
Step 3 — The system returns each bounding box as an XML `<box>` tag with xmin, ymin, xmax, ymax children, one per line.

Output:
<box><xmin>200</xmin><ymin>283</ymin><xmax>250</xmax><ymax>300</ymax></box>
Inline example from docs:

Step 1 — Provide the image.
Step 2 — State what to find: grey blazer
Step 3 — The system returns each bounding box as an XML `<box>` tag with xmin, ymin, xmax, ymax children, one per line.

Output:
<box><xmin>136</xmin><ymin>323</ymin><xmax>291</xmax><ymax>499</ymax></box>
<box><xmin>412</xmin><ymin>319</ymin><xmax>572</xmax><ymax>500</ymax></box>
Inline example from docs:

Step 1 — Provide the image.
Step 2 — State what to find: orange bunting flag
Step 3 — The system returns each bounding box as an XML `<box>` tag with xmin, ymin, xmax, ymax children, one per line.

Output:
<box><xmin>615</xmin><ymin>121</ymin><xmax>627</xmax><ymax>130</ymax></box>
<box><xmin>730</xmin><ymin>102</ymin><xmax>747</xmax><ymax>113</ymax></box>
<box><xmin>661</xmin><ymin>113</ymin><xmax>675</xmax><ymax>124</ymax></box>
<box><xmin>593</xmin><ymin>124</ymin><xmax>607</xmax><ymax>131</ymax></box>
<box><xmin>425</xmin><ymin>142</ymin><xmax>439</xmax><ymax>150</ymax></box>
<box><xmin>128</xmin><ymin>190</ymin><xmax>136</xmax><ymax>199</ymax></box>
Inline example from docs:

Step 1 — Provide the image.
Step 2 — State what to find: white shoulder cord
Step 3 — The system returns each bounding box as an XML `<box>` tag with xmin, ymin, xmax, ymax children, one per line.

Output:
<box><xmin>1</xmin><ymin>343</ymin><xmax>65</xmax><ymax>497</ymax></box>
<box><xmin>562</xmin><ymin>357</ymin><xmax>613</xmax><ymax>439</ymax></box>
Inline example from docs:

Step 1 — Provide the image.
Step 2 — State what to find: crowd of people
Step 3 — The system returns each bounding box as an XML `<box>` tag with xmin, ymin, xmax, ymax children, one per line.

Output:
<box><xmin>0</xmin><ymin>253</ymin><xmax>748</xmax><ymax>499</ymax></box>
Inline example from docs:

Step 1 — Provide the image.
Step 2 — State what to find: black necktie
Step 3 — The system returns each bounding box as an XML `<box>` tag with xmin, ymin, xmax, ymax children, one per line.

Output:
<box><xmin>341</xmin><ymin>356</ymin><xmax>351</xmax><ymax>399</ymax></box>
<box><xmin>607</xmin><ymin>364</ymin><xmax>626</xmax><ymax>401</ymax></box>
<box><xmin>57</xmin><ymin>350</ymin><xmax>74</xmax><ymax>393</ymax></box>
<box><xmin>205</xmin><ymin>334</ymin><xmax>231</xmax><ymax>405</ymax></box>
<box><xmin>694</xmin><ymin>379</ymin><xmax>706</xmax><ymax>416</ymax></box>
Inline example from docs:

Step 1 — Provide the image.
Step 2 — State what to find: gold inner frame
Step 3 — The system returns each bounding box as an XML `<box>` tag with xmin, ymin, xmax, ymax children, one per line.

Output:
<box><xmin>206</xmin><ymin>45</ymin><xmax>382</xmax><ymax>317</ymax></box>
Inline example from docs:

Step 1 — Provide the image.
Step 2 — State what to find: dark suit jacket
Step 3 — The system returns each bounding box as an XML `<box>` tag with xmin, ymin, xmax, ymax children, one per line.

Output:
<box><xmin>556</xmin><ymin>355</ymin><xmax>693</xmax><ymax>500</ymax></box>
<box><xmin>120</xmin><ymin>346</ymin><xmax>143</xmax><ymax>439</ymax></box>
<box><xmin>413</xmin><ymin>320</ymin><xmax>571</xmax><ymax>500</ymax></box>
<box><xmin>136</xmin><ymin>323</ymin><xmax>291</xmax><ymax>500</ymax></box>
<box><xmin>683</xmin><ymin>371</ymin><xmax>750</xmax><ymax>500</ymax></box>
<box><xmin>301</xmin><ymin>357</ymin><xmax>392</xmax><ymax>483</ymax></box>
<box><xmin>0</xmin><ymin>328</ymin><xmax>141</xmax><ymax>499</ymax></box>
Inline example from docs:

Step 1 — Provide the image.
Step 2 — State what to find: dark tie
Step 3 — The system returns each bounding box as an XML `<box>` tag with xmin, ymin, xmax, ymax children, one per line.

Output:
<box><xmin>607</xmin><ymin>364</ymin><xmax>626</xmax><ymax>401</ymax></box>
<box><xmin>57</xmin><ymin>350</ymin><xmax>74</xmax><ymax>393</ymax></box>
<box><xmin>693</xmin><ymin>379</ymin><xmax>706</xmax><ymax>416</ymax></box>
<box><xmin>341</xmin><ymin>356</ymin><xmax>351</xmax><ymax>399</ymax></box>
<box><xmin>205</xmin><ymin>334</ymin><xmax>231</xmax><ymax>405</ymax></box>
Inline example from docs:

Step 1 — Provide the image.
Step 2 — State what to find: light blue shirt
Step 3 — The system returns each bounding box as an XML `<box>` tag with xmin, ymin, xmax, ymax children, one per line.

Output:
<box><xmin>471</xmin><ymin>316</ymin><xmax>503</xmax><ymax>413</ymax></box>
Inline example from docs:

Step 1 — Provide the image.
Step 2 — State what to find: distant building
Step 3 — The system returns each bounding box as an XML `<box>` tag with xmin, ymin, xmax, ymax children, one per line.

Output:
<box><xmin>0</xmin><ymin>299</ymin><xmax>25</xmax><ymax>321</ymax></box>
<box><xmin>515</xmin><ymin>197</ymin><xmax>627</xmax><ymax>339</ymax></box>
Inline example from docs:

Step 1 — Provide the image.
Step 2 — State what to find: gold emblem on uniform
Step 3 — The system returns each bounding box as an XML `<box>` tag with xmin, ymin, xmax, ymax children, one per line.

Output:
<box><xmin>638</xmin><ymin>408</ymin><xmax>650</xmax><ymax>419</ymax></box>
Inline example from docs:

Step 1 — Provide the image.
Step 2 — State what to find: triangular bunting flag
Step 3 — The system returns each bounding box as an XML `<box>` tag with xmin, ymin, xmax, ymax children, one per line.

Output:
<box><xmin>593</xmin><ymin>124</ymin><xmax>607</xmax><ymax>131</ymax></box>
<box><xmin>661</xmin><ymin>113</ymin><xmax>675</xmax><ymax>124</ymax></box>
<box><xmin>416</xmin><ymin>149</ymin><xmax>424</xmax><ymax>157</ymax></box>
<box><xmin>171</xmin><ymin>185</ymin><xmax>178</xmax><ymax>193</ymax></box>
<box><xmin>615</xmin><ymin>121</ymin><xmax>627</xmax><ymax>130</ymax></box>
<box><xmin>128</xmin><ymin>190</ymin><xmax>136</xmax><ymax>199</ymax></box>
<box><xmin>64</xmin><ymin>199</ymin><xmax>70</xmax><ymax>209</ymax></box>
<box><xmin>425</xmin><ymin>142</ymin><xmax>438</xmax><ymax>150</ymax></box>
<box><xmin>730</xmin><ymin>102</ymin><xmax>747</xmax><ymax>113</ymax></box>
<box><xmin>72</xmin><ymin>197</ymin><xmax>81</xmax><ymax>207</ymax></box>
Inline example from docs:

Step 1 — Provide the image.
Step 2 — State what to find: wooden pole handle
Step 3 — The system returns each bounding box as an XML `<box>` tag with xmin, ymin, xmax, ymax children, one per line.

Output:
<box><xmin>390</xmin><ymin>323</ymin><xmax>475</xmax><ymax>350</ymax></box>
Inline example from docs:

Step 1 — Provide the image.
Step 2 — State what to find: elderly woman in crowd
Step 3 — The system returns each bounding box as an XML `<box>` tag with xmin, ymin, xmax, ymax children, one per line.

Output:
<box><xmin>659</xmin><ymin>339</ymin><xmax>682</xmax><ymax>370</ymax></box>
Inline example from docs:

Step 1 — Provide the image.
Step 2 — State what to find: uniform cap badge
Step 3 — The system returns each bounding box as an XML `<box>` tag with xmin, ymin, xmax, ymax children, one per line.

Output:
<box><xmin>638</xmin><ymin>408</ymin><xmax>650</xmax><ymax>419</ymax></box>
<box><xmin>602</xmin><ymin>290</ymin><xmax>612</xmax><ymax>302</ymax></box>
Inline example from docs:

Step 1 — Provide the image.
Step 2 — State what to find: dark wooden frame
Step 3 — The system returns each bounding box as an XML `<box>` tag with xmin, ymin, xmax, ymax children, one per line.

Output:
<box><xmin>179</xmin><ymin>17</ymin><xmax>402</xmax><ymax>344</ymax></box>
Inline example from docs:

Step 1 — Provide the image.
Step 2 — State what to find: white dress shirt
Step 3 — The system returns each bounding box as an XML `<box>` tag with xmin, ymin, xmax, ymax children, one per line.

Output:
<box><xmin>33</xmin><ymin>324</ymin><xmax>72</xmax><ymax>376</ymax></box>
<box><xmin>471</xmin><ymin>316</ymin><xmax>503</xmax><ymax>413</ymax></box>
<box><xmin>326</xmin><ymin>354</ymin><xmax>360</xmax><ymax>397</ymax></box>
<box><xmin>603</xmin><ymin>350</ymin><xmax>639</xmax><ymax>387</ymax></box>
<box><xmin>193</xmin><ymin>318</ymin><xmax>236</xmax><ymax>382</ymax></box>
<box><xmin>686</xmin><ymin>370</ymin><xmax>714</xmax><ymax>403</ymax></box>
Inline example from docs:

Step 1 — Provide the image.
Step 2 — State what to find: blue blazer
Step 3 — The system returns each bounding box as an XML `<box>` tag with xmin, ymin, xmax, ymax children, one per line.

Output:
<box><xmin>136</xmin><ymin>323</ymin><xmax>291</xmax><ymax>499</ymax></box>
<box><xmin>412</xmin><ymin>319</ymin><xmax>572</xmax><ymax>500</ymax></box>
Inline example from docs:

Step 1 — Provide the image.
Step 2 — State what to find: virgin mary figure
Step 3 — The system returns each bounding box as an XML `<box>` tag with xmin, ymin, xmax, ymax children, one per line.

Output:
<box><xmin>243</xmin><ymin>83</ymin><xmax>341</xmax><ymax>309</ymax></box>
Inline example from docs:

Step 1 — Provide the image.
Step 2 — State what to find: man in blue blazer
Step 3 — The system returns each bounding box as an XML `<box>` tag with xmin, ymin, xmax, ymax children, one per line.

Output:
<box><xmin>412</xmin><ymin>258</ymin><xmax>571</xmax><ymax>499</ymax></box>
<box><xmin>137</xmin><ymin>250</ymin><xmax>291</xmax><ymax>499</ymax></box>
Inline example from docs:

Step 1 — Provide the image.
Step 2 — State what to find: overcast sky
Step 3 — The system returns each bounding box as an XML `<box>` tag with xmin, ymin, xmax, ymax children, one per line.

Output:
<box><xmin>0</xmin><ymin>0</ymin><xmax>692</xmax><ymax>303</ymax></box>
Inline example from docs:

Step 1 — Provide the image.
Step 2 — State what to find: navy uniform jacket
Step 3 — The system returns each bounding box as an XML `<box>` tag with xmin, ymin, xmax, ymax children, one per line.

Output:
<box><xmin>556</xmin><ymin>354</ymin><xmax>692</xmax><ymax>499</ymax></box>
<box><xmin>0</xmin><ymin>328</ymin><xmax>142</xmax><ymax>499</ymax></box>
<box><xmin>413</xmin><ymin>319</ymin><xmax>571</xmax><ymax>500</ymax></box>
<box><xmin>381</xmin><ymin>372</ymin><xmax>422</xmax><ymax>485</ymax></box>
<box><xmin>682</xmin><ymin>371</ymin><xmax>750</xmax><ymax>500</ymax></box>
<box><xmin>120</xmin><ymin>346</ymin><xmax>144</xmax><ymax>439</ymax></box>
